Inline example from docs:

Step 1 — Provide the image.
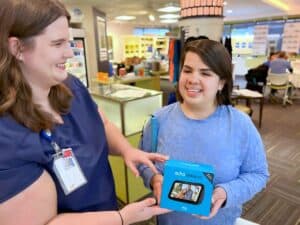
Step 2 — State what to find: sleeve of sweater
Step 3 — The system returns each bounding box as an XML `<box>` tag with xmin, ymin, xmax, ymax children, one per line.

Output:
<box><xmin>137</xmin><ymin>119</ymin><xmax>156</xmax><ymax>189</ymax></box>
<box><xmin>217</xmin><ymin>117</ymin><xmax>269</xmax><ymax>208</ymax></box>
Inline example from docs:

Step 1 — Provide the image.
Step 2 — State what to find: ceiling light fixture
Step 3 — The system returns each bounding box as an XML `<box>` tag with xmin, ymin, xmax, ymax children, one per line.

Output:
<box><xmin>157</xmin><ymin>3</ymin><xmax>180</xmax><ymax>13</ymax></box>
<box><xmin>160</xmin><ymin>19</ymin><xmax>178</xmax><ymax>24</ymax></box>
<box><xmin>115</xmin><ymin>15</ymin><xmax>136</xmax><ymax>21</ymax></box>
<box><xmin>262</xmin><ymin>0</ymin><xmax>289</xmax><ymax>11</ymax></box>
<box><xmin>159</xmin><ymin>14</ymin><xmax>180</xmax><ymax>19</ymax></box>
<box><xmin>148</xmin><ymin>14</ymin><xmax>155</xmax><ymax>21</ymax></box>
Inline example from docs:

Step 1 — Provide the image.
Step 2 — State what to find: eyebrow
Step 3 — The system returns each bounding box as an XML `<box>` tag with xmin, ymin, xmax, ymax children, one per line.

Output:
<box><xmin>183</xmin><ymin>65</ymin><xmax>212</xmax><ymax>72</ymax></box>
<box><xmin>51</xmin><ymin>38</ymin><xmax>67</xmax><ymax>43</ymax></box>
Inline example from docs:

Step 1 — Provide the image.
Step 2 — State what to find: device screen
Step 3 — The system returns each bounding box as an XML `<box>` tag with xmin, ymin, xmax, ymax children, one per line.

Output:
<box><xmin>168</xmin><ymin>181</ymin><xmax>204</xmax><ymax>204</ymax></box>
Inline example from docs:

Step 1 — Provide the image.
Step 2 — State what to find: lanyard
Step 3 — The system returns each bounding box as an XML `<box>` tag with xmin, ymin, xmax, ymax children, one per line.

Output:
<box><xmin>150</xmin><ymin>115</ymin><xmax>158</xmax><ymax>153</ymax></box>
<box><xmin>40</xmin><ymin>129</ymin><xmax>88</xmax><ymax>195</ymax></box>
<box><xmin>40</xmin><ymin>130</ymin><xmax>62</xmax><ymax>156</ymax></box>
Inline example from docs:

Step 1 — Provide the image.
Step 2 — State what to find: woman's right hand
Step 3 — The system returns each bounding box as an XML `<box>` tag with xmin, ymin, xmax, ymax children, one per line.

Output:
<box><xmin>150</xmin><ymin>174</ymin><xmax>163</xmax><ymax>204</ymax></box>
<box><xmin>119</xmin><ymin>198</ymin><xmax>170</xmax><ymax>225</ymax></box>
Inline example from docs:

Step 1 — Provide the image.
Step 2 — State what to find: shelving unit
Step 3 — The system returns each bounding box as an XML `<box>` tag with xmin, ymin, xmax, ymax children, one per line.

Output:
<box><xmin>66</xmin><ymin>34</ymin><xmax>88</xmax><ymax>87</ymax></box>
<box><xmin>123</xmin><ymin>35</ymin><xmax>169</xmax><ymax>59</ymax></box>
<box><xmin>154</xmin><ymin>36</ymin><xmax>169</xmax><ymax>55</ymax></box>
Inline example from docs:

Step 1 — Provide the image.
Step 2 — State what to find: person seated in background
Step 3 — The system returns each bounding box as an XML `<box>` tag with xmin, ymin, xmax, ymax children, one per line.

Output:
<box><xmin>263</xmin><ymin>51</ymin><xmax>279</xmax><ymax>67</ymax></box>
<box><xmin>132</xmin><ymin>56</ymin><xmax>142</xmax><ymax>65</ymax></box>
<box><xmin>269</xmin><ymin>51</ymin><xmax>293</xmax><ymax>74</ymax></box>
<box><xmin>125</xmin><ymin>57</ymin><xmax>134</xmax><ymax>73</ymax></box>
<box><xmin>268</xmin><ymin>51</ymin><xmax>293</xmax><ymax>96</ymax></box>
<box><xmin>245</xmin><ymin>64</ymin><xmax>269</xmax><ymax>93</ymax></box>
<box><xmin>132</xmin><ymin>56</ymin><xmax>145</xmax><ymax>76</ymax></box>
<box><xmin>116</xmin><ymin>62</ymin><xmax>126</xmax><ymax>75</ymax></box>
<box><xmin>245</xmin><ymin>52</ymin><xmax>278</xmax><ymax>93</ymax></box>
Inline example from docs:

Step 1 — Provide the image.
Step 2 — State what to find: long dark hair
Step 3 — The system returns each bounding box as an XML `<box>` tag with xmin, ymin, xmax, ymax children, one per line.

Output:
<box><xmin>177</xmin><ymin>39</ymin><xmax>233</xmax><ymax>105</ymax></box>
<box><xmin>0</xmin><ymin>0</ymin><xmax>72</xmax><ymax>132</ymax></box>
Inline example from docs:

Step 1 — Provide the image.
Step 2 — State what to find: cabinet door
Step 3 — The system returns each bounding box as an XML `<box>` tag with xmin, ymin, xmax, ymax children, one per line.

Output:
<box><xmin>109</xmin><ymin>133</ymin><xmax>151</xmax><ymax>204</ymax></box>
<box><xmin>127</xmin><ymin>133</ymin><xmax>151</xmax><ymax>202</ymax></box>
<box><xmin>109</xmin><ymin>156</ymin><xmax>127</xmax><ymax>203</ymax></box>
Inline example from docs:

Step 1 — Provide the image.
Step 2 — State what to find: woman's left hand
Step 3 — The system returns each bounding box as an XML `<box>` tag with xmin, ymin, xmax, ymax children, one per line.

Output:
<box><xmin>122</xmin><ymin>148</ymin><xmax>169</xmax><ymax>177</ymax></box>
<box><xmin>194</xmin><ymin>186</ymin><xmax>227</xmax><ymax>220</ymax></box>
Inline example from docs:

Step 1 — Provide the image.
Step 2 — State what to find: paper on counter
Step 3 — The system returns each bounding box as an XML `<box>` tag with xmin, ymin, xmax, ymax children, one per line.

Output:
<box><xmin>233</xmin><ymin>89</ymin><xmax>263</xmax><ymax>98</ymax></box>
<box><xmin>110</xmin><ymin>89</ymin><xmax>148</xmax><ymax>99</ymax></box>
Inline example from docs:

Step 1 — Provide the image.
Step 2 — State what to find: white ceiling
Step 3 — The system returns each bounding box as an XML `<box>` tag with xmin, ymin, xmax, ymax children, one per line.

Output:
<box><xmin>63</xmin><ymin>0</ymin><xmax>300</xmax><ymax>26</ymax></box>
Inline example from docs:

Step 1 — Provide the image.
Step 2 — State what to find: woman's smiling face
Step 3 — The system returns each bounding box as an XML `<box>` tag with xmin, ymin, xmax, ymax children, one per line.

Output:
<box><xmin>179</xmin><ymin>51</ymin><xmax>225</xmax><ymax>109</ymax></box>
<box><xmin>19</xmin><ymin>16</ymin><xmax>73</xmax><ymax>89</ymax></box>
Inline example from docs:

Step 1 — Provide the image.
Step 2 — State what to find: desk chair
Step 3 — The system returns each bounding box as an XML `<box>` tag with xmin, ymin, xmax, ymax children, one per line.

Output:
<box><xmin>289</xmin><ymin>61</ymin><xmax>300</xmax><ymax>99</ymax></box>
<box><xmin>290</xmin><ymin>74</ymin><xmax>300</xmax><ymax>100</ymax></box>
<box><xmin>267</xmin><ymin>72</ymin><xmax>292</xmax><ymax>106</ymax></box>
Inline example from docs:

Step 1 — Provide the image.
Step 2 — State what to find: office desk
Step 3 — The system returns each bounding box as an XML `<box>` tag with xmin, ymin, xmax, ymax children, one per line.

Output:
<box><xmin>289</xmin><ymin>73</ymin><xmax>300</xmax><ymax>88</ymax></box>
<box><xmin>232</xmin><ymin>89</ymin><xmax>264</xmax><ymax>128</ymax></box>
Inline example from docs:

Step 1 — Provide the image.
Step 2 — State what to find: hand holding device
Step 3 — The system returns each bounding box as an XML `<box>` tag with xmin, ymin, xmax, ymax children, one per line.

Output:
<box><xmin>196</xmin><ymin>186</ymin><xmax>227</xmax><ymax>220</ymax></box>
<box><xmin>151</xmin><ymin>174</ymin><xmax>163</xmax><ymax>204</ymax></box>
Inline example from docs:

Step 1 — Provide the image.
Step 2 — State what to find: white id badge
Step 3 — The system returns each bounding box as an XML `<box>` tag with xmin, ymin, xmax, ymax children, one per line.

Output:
<box><xmin>53</xmin><ymin>148</ymin><xmax>87</xmax><ymax>195</ymax></box>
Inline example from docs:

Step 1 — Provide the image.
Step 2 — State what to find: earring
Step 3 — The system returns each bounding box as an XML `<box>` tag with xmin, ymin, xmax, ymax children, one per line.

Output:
<box><xmin>17</xmin><ymin>53</ymin><xmax>23</xmax><ymax>61</ymax></box>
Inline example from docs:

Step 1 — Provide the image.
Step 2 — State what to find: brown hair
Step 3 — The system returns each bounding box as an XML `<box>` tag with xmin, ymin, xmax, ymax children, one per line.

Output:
<box><xmin>0</xmin><ymin>0</ymin><xmax>72</xmax><ymax>132</ymax></box>
<box><xmin>277</xmin><ymin>51</ymin><xmax>287</xmax><ymax>59</ymax></box>
<box><xmin>177</xmin><ymin>39</ymin><xmax>233</xmax><ymax>105</ymax></box>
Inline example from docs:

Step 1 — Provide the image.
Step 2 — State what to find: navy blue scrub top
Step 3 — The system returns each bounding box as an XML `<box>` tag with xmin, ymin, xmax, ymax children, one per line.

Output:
<box><xmin>0</xmin><ymin>75</ymin><xmax>117</xmax><ymax>212</ymax></box>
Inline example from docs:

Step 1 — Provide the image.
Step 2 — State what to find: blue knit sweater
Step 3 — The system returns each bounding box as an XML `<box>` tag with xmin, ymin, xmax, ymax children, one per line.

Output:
<box><xmin>138</xmin><ymin>103</ymin><xmax>269</xmax><ymax>225</ymax></box>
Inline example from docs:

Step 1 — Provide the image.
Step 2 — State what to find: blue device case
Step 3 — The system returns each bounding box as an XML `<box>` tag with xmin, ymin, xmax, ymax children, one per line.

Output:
<box><xmin>160</xmin><ymin>159</ymin><xmax>214</xmax><ymax>216</ymax></box>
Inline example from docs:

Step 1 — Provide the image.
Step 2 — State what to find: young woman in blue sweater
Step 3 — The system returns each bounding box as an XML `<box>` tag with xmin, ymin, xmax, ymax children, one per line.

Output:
<box><xmin>139</xmin><ymin>39</ymin><xmax>269</xmax><ymax>225</ymax></box>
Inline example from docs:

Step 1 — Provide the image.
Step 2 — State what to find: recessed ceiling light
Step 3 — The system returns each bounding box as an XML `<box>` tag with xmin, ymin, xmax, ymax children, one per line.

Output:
<box><xmin>226</xmin><ymin>9</ymin><xmax>233</xmax><ymax>13</ymax></box>
<box><xmin>148</xmin><ymin>14</ymin><xmax>155</xmax><ymax>21</ymax></box>
<box><xmin>262</xmin><ymin>0</ymin><xmax>289</xmax><ymax>11</ymax></box>
<box><xmin>157</xmin><ymin>4</ymin><xmax>180</xmax><ymax>13</ymax></box>
<box><xmin>223</xmin><ymin>1</ymin><xmax>228</xmax><ymax>6</ymax></box>
<box><xmin>159</xmin><ymin>14</ymin><xmax>180</xmax><ymax>19</ymax></box>
<box><xmin>160</xmin><ymin>19</ymin><xmax>178</xmax><ymax>24</ymax></box>
<box><xmin>115</xmin><ymin>15</ymin><xmax>136</xmax><ymax>21</ymax></box>
<box><xmin>136</xmin><ymin>10</ymin><xmax>148</xmax><ymax>15</ymax></box>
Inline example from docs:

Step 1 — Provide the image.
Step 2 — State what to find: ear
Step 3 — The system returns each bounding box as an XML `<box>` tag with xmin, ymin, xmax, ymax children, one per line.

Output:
<box><xmin>8</xmin><ymin>37</ymin><xmax>23</xmax><ymax>61</ymax></box>
<box><xmin>218</xmin><ymin>79</ymin><xmax>226</xmax><ymax>91</ymax></box>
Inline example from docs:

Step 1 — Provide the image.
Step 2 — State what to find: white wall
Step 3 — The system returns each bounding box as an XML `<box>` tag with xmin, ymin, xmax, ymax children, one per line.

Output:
<box><xmin>179</xmin><ymin>17</ymin><xmax>224</xmax><ymax>41</ymax></box>
<box><xmin>107</xmin><ymin>22</ymin><xmax>135</xmax><ymax>62</ymax></box>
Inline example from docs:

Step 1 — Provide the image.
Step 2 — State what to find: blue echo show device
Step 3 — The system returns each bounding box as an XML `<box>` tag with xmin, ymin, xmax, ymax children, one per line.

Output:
<box><xmin>160</xmin><ymin>159</ymin><xmax>214</xmax><ymax>216</ymax></box>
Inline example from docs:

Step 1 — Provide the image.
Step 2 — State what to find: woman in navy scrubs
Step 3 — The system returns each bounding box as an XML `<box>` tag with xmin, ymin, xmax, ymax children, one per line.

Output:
<box><xmin>0</xmin><ymin>0</ymin><xmax>168</xmax><ymax>224</ymax></box>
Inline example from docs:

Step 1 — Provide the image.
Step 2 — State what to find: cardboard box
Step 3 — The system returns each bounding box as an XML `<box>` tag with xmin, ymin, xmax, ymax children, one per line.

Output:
<box><xmin>160</xmin><ymin>159</ymin><xmax>214</xmax><ymax>216</ymax></box>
